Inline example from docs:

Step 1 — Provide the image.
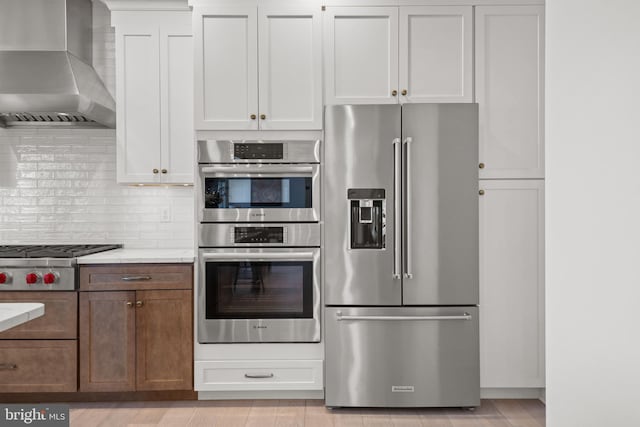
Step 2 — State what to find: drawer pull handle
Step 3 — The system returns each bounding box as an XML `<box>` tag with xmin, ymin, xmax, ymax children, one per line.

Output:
<box><xmin>336</xmin><ymin>313</ymin><xmax>472</xmax><ymax>321</ymax></box>
<box><xmin>121</xmin><ymin>276</ymin><xmax>152</xmax><ymax>281</ymax></box>
<box><xmin>0</xmin><ymin>363</ymin><xmax>17</xmax><ymax>370</ymax></box>
<box><xmin>244</xmin><ymin>373</ymin><xmax>274</xmax><ymax>379</ymax></box>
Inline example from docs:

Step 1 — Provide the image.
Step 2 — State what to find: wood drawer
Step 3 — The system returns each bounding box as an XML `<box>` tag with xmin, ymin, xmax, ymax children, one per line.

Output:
<box><xmin>0</xmin><ymin>340</ymin><xmax>77</xmax><ymax>392</ymax></box>
<box><xmin>0</xmin><ymin>292</ymin><xmax>77</xmax><ymax>339</ymax></box>
<box><xmin>195</xmin><ymin>360</ymin><xmax>323</xmax><ymax>391</ymax></box>
<box><xmin>79</xmin><ymin>264</ymin><xmax>193</xmax><ymax>291</ymax></box>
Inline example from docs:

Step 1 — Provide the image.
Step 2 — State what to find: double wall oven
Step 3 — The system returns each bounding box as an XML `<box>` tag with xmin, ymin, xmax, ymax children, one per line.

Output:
<box><xmin>198</xmin><ymin>140</ymin><xmax>321</xmax><ymax>343</ymax></box>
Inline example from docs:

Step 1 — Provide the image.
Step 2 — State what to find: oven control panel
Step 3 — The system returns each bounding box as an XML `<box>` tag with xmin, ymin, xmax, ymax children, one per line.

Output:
<box><xmin>234</xmin><ymin>227</ymin><xmax>285</xmax><ymax>244</ymax></box>
<box><xmin>234</xmin><ymin>143</ymin><xmax>284</xmax><ymax>160</ymax></box>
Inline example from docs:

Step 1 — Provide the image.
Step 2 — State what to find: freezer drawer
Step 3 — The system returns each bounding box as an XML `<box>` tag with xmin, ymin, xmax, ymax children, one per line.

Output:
<box><xmin>325</xmin><ymin>306</ymin><xmax>479</xmax><ymax>408</ymax></box>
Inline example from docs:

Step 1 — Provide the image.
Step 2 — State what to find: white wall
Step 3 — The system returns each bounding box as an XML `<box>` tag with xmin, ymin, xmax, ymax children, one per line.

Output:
<box><xmin>546</xmin><ymin>1</ymin><xmax>640</xmax><ymax>426</ymax></box>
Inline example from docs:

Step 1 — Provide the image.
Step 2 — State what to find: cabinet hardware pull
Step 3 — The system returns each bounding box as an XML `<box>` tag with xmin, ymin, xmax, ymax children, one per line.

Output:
<box><xmin>161</xmin><ymin>169</ymin><xmax>167</xmax><ymax>174</ymax></box>
<box><xmin>136</xmin><ymin>300</ymin><xmax>144</xmax><ymax>307</ymax></box>
<box><xmin>244</xmin><ymin>373</ymin><xmax>274</xmax><ymax>379</ymax></box>
<box><xmin>391</xmin><ymin>90</ymin><xmax>398</xmax><ymax>96</ymax></box>
<box><xmin>0</xmin><ymin>363</ymin><xmax>17</xmax><ymax>370</ymax></box>
<box><xmin>121</xmin><ymin>276</ymin><xmax>152</xmax><ymax>281</ymax></box>
<box><xmin>336</xmin><ymin>312</ymin><xmax>472</xmax><ymax>321</ymax></box>
<box><xmin>479</xmin><ymin>190</ymin><xmax>485</xmax><ymax>195</ymax></box>
<box><xmin>401</xmin><ymin>89</ymin><xmax>407</xmax><ymax>96</ymax></box>
<box><xmin>260</xmin><ymin>114</ymin><xmax>266</xmax><ymax>120</ymax></box>
<box><xmin>153</xmin><ymin>169</ymin><xmax>159</xmax><ymax>174</ymax></box>
<box><xmin>479</xmin><ymin>163</ymin><xmax>485</xmax><ymax>169</ymax></box>
<box><xmin>126</xmin><ymin>301</ymin><xmax>133</xmax><ymax>307</ymax></box>
<box><xmin>250</xmin><ymin>114</ymin><xmax>256</xmax><ymax>120</ymax></box>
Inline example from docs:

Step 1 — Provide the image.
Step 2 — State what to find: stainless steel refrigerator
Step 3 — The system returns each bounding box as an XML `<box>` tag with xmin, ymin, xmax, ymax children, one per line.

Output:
<box><xmin>324</xmin><ymin>104</ymin><xmax>480</xmax><ymax>408</ymax></box>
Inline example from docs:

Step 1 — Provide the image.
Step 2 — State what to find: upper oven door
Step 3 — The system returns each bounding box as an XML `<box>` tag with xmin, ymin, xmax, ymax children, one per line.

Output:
<box><xmin>199</xmin><ymin>164</ymin><xmax>320</xmax><ymax>222</ymax></box>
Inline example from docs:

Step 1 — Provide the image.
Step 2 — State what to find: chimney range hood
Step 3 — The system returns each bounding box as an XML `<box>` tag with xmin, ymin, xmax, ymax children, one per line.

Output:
<box><xmin>0</xmin><ymin>0</ymin><xmax>116</xmax><ymax>129</ymax></box>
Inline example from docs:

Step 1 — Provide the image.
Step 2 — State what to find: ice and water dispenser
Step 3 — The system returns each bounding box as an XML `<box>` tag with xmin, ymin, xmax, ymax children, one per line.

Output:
<box><xmin>348</xmin><ymin>189</ymin><xmax>386</xmax><ymax>249</ymax></box>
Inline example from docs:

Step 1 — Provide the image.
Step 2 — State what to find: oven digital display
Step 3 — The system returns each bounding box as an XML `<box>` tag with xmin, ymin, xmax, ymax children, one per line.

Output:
<box><xmin>234</xmin><ymin>227</ymin><xmax>284</xmax><ymax>244</ymax></box>
<box><xmin>234</xmin><ymin>143</ymin><xmax>283</xmax><ymax>160</ymax></box>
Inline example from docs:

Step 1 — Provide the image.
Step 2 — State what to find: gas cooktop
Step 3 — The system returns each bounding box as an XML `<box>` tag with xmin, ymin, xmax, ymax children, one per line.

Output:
<box><xmin>0</xmin><ymin>244</ymin><xmax>122</xmax><ymax>291</ymax></box>
<box><xmin>0</xmin><ymin>244</ymin><xmax>122</xmax><ymax>259</ymax></box>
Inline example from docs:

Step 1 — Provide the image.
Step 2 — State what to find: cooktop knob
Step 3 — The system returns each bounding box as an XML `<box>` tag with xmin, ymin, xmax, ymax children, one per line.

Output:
<box><xmin>0</xmin><ymin>272</ymin><xmax>10</xmax><ymax>284</ymax></box>
<box><xmin>25</xmin><ymin>272</ymin><xmax>40</xmax><ymax>285</ymax></box>
<box><xmin>43</xmin><ymin>272</ymin><xmax>58</xmax><ymax>285</ymax></box>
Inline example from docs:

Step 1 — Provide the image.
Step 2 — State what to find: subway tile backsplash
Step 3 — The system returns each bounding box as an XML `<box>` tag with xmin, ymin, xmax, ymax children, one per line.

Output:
<box><xmin>0</xmin><ymin>129</ymin><xmax>194</xmax><ymax>248</ymax></box>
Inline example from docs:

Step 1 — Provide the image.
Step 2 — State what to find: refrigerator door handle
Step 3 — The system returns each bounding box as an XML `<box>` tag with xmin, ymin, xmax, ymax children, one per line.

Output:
<box><xmin>393</xmin><ymin>137</ymin><xmax>402</xmax><ymax>280</ymax></box>
<box><xmin>336</xmin><ymin>312</ymin><xmax>472</xmax><ymax>321</ymax></box>
<box><xmin>402</xmin><ymin>137</ymin><xmax>413</xmax><ymax>279</ymax></box>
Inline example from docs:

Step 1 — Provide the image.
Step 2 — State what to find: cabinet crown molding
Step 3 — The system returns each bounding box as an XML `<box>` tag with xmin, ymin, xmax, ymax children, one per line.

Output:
<box><xmin>102</xmin><ymin>0</ymin><xmax>190</xmax><ymax>11</ymax></box>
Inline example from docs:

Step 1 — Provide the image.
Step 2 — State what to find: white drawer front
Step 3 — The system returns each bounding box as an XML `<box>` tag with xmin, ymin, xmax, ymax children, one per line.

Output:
<box><xmin>195</xmin><ymin>360</ymin><xmax>323</xmax><ymax>391</ymax></box>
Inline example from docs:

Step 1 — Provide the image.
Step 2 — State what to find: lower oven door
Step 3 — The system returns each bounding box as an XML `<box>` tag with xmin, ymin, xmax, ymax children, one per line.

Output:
<box><xmin>198</xmin><ymin>248</ymin><xmax>320</xmax><ymax>343</ymax></box>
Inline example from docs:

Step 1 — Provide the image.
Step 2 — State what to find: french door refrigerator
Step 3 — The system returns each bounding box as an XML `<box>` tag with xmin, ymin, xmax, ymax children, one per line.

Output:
<box><xmin>324</xmin><ymin>104</ymin><xmax>479</xmax><ymax>408</ymax></box>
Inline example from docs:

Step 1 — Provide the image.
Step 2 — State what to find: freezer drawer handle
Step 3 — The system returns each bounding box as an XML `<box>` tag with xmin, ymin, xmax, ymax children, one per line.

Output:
<box><xmin>244</xmin><ymin>373</ymin><xmax>274</xmax><ymax>379</ymax></box>
<box><xmin>335</xmin><ymin>312</ymin><xmax>472</xmax><ymax>321</ymax></box>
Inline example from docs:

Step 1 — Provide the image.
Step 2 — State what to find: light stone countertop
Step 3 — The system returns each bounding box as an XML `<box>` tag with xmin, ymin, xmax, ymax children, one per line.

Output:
<box><xmin>76</xmin><ymin>248</ymin><xmax>195</xmax><ymax>264</ymax></box>
<box><xmin>0</xmin><ymin>303</ymin><xmax>45</xmax><ymax>333</ymax></box>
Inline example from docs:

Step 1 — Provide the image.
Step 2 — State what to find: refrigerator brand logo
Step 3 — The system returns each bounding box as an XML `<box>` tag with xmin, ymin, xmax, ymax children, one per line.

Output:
<box><xmin>251</xmin><ymin>213</ymin><xmax>266</xmax><ymax>217</ymax></box>
<box><xmin>253</xmin><ymin>325</ymin><xmax>267</xmax><ymax>329</ymax></box>
<box><xmin>391</xmin><ymin>386</ymin><xmax>415</xmax><ymax>393</ymax></box>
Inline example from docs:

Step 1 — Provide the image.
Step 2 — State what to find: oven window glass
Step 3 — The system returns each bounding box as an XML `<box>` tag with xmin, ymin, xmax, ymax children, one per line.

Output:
<box><xmin>205</xmin><ymin>261</ymin><xmax>313</xmax><ymax>319</ymax></box>
<box><xmin>204</xmin><ymin>177</ymin><xmax>311</xmax><ymax>209</ymax></box>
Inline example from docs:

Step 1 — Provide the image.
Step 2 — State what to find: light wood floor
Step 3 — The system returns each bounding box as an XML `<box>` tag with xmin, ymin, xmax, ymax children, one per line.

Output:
<box><xmin>68</xmin><ymin>399</ymin><xmax>545</xmax><ymax>427</ymax></box>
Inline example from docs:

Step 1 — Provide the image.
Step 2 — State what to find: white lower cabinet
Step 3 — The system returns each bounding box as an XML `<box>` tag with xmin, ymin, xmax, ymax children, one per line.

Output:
<box><xmin>479</xmin><ymin>180</ymin><xmax>545</xmax><ymax>389</ymax></box>
<box><xmin>195</xmin><ymin>360</ymin><xmax>323</xmax><ymax>391</ymax></box>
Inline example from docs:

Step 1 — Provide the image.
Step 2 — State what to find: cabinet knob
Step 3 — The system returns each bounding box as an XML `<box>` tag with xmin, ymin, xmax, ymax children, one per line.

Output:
<box><xmin>250</xmin><ymin>114</ymin><xmax>256</xmax><ymax>120</ymax></box>
<box><xmin>479</xmin><ymin>163</ymin><xmax>485</xmax><ymax>169</ymax></box>
<box><xmin>401</xmin><ymin>89</ymin><xmax>407</xmax><ymax>96</ymax></box>
<box><xmin>126</xmin><ymin>301</ymin><xmax>133</xmax><ymax>307</ymax></box>
<box><xmin>479</xmin><ymin>190</ymin><xmax>485</xmax><ymax>196</ymax></box>
<box><xmin>391</xmin><ymin>90</ymin><xmax>398</xmax><ymax>96</ymax></box>
<box><xmin>260</xmin><ymin>114</ymin><xmax>266</xmax><ymax>120</ymax></box>
<box><xmin>136</xmin><ymin>300</ymin><xmax>144</xmax><ymax>308</ymax></box>
<box><xmin>161</xmin><ymin>169</ymin><xmax>167</xmax><ymax>174</ymax></box>
<box><xmin>153</xmin><ymin>169</ymin><xmax>159</xmax><ymax>174</ymax></box>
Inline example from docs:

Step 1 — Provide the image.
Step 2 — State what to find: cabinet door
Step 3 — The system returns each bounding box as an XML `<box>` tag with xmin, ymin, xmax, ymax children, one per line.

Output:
<box><xmin>79</xmin><ymin>291</ymin><xmax>136</xmax><ymax>392</ymax></box>
<box><xmin>476</xmin><ymin>6</ymin><xmax>545</xmax><ymax>179</ymax></box>
<box><xmin>324</xmin><ymin>7</ymin><xmax>399</xmax><ymax>105</ymax></box>
<box><xmin>194</xmin><ymin>6</ymin><xmax>258</xmax><ymax>130</ymax></box>
<box><xmin>160</xmin><ymin>27</ymin><xmax>194</xmax><ymax>184</ymax></box>
<box><xmin>136</xmin><ymin>290</ymin><xmax>193</xmax><ymax>391</ymax></box>
<box><xmin>399</xmin><ymin>6</ymin><xmax>472</xmax><ymax>103</ymax></box>
<box><xmin>258</xmin><ymin>7</ymin><xmax>322</xmax><ymax>130</ymax></box>
<box><xmin>116</xmin><ymin>26</ymin><xmax>161</xmax><ymax>184</ymax></box>
<box><xmin>479</xmin><ymin>180</ymin><xmax>545</xmax><ymax>388</ymax></box>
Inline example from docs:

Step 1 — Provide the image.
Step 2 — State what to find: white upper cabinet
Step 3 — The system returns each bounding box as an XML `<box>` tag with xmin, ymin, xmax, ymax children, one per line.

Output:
<box><xmin>259</xmin><ymin>8</ymin><xmax>322</xmax><ymax>130</ymax></box>
<box><xmin>476</xmin><ymin>6</ymin><xmax>545</xmax><ymax>179</ymax></box>
<box><xmin>113</xmin><ymin>11</ymin><xmax>194</xmax><ymax>184</ymax></box>
<box><xmin>399</xmin><ymin>6</ymin><xmax>472</xmax><ymax>103</ymax></box>
<box><xmin>194</xmin><ymin>4</ymin><xmax>322</xmax><ymax>130</ymax></box>
<box><xmin>195</xmin><ymin>6</ymin><xmax>258</xmax><ymax>130</ymax></box>
<box><xmin>479</xmin><ymin>180</ymin><xmax>545</xmax><ymax>389</ymax></box>
<box><xmin>324</xmin><ymin>7</ymin><xmax>398</xmax><ymax>105</ymax></box>
<box><xmin>325</xmin><ymin>5</ymin><xmax>471</xmax><ymax>105</ymax></box>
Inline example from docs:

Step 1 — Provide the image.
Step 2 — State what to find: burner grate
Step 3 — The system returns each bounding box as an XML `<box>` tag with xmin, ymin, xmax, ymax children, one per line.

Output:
<box><xmin>0</xmin><ymin>244</ymin><xmax>122</xmax><ymax>258</ymax></box>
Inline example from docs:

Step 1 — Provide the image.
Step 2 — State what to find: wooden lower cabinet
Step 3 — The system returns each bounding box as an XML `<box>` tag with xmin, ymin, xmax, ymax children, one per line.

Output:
<box><xmin>79</xmin><ymin>291</ymin><xmax>136</xmax><ymax>392</ymax></box>
<box><xmin>79</xmin><ymin>286</ymin><xmax>193</xmax><ymax>392</ymax></box>
<box><xmin>0</xmin><ymin>340</ymin><xmax>77</xmax><ymax>392</ymax></box>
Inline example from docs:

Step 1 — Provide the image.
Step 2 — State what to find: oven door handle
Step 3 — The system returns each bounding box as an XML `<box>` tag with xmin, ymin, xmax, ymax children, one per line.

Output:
<box><xmin>200</xmin><ymin>165</ymin><xmax>314</xmax><ymax>175</ymax></box>
<box><xmin>201</xmin><ymin>252</ymin><xmax>315</xmax><ymax>261</ymax></box>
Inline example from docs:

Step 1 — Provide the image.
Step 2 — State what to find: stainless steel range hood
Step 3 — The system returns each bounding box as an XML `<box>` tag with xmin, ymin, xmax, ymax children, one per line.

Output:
<box><xmin>0</xmin><ymin>0</ymin><xmax>116</xmax><ymax>129</ymax></box>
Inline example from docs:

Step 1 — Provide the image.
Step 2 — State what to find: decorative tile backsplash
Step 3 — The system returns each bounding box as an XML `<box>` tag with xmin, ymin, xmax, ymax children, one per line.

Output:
<box><xmin>0</xmin><ymin>129</ymin><xmax>194</xmax><ymax>248</ymax></box>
